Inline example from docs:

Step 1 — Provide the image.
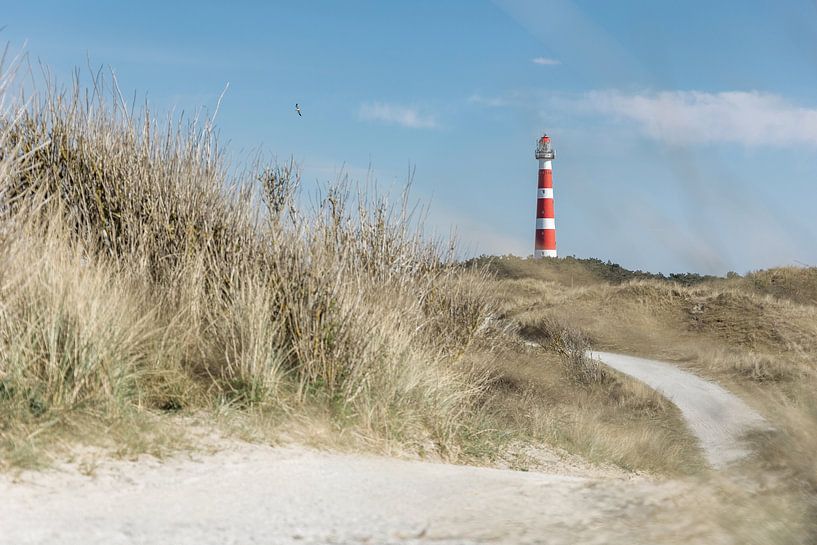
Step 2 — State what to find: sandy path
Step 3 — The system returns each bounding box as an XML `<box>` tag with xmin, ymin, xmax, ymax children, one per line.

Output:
<box><xmin>0</xmin><ymin>444</ymin><xmax>723</xmax><ymax>545</ymax></box>
<box><xmin>590</xmin><ymin>351</ymin><xmax>769</xmax><ymax>468</ymax></box>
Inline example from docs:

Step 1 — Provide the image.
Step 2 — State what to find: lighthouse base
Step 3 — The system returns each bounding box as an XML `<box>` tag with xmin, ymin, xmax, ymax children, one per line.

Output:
<box><xmin>534</xmin><ymin>249</ymin><xmax>558</xmax><ymax>258</ymax></box>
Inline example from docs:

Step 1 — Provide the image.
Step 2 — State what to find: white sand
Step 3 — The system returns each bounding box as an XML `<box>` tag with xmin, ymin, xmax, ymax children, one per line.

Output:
<box><xmin>1</xmin><ymin>443</ymin><xmax>725</xmax><ymax>545</ymax></box>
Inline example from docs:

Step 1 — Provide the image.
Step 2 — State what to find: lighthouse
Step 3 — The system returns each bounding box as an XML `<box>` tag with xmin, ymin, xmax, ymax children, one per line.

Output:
<box><xmin>534</xmin><ymin>134</ymin><xmax>557</xmax><ymax>258</ymax></box>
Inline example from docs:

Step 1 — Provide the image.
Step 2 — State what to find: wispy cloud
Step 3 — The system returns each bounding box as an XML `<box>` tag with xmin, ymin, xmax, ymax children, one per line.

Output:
<box><xmin>582</xmin><ymin>90</ymin><xmax>817</xmax><ymax>148</ymax></box>
<box><xmin>467</xmin><ymin>94</ymin><xmax>510</xmax><ymax>108</ymax></box>
<box><xmin>359</xmin><ymin>102</ymin><xmax>438</xmax><ymax>129</ymax></box>
<box><xmin>532</xmin><ymin>57</ymin><xmax>560</xmax><ymax>66</ymax></box>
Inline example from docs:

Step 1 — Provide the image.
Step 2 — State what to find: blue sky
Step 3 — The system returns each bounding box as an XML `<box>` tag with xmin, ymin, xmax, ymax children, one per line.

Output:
<box><xmin>4</xmin><ymin>0</ymin><xmax>817</xmax><ymax>274</ymax></box>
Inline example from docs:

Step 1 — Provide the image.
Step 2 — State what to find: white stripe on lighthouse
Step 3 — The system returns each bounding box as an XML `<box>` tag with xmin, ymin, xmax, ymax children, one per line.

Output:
<box><xmin>537</xmin><ymin>188</ymin><xmax>553</xmax><ymax>199</ymax></box>
<box><xmin>538</xmin><ymin>159</ymin><xmax>553</xmax><ymax>170</ymax></box>
<box><xmin>535</xmin><ymin>218</ymin><xmax>555</xmax><ymax>230</ymax></box>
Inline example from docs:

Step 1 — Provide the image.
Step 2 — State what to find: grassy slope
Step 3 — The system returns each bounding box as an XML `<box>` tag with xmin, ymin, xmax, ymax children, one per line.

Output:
<box><xmin>0</xmin><ymin>70</ymin><xmax>497</xmax><ymax>468</ymax></box>
<box><xmin>0</xmin><ymin>68</ymin><xmax>701</xmax><ymax>476</ymax></box>
<box><xmin>472</xmin><ymin>256</ymin><xmax>817</xmax><ymax>382</ymax></box>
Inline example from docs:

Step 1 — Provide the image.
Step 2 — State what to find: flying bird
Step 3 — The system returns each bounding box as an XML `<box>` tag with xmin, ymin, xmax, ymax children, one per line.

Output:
<box><xmin>295</xmin><ymin>103</ymin><xmax>301</xmax><ymax>116</ymax></box>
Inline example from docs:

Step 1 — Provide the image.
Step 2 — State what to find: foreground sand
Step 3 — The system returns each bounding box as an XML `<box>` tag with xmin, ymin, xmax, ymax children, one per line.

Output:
<box><xmin>3</xmin><ymin>441</ymin><xmax>733</xmax><ymax>545</ymax></box>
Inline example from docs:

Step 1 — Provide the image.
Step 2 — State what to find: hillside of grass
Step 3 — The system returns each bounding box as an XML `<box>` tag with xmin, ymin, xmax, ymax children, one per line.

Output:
<box><xmin>0</xmin><ymin>63</ymin><xmax>706</xmax><ymax>475</ymax></box>
<box><xmin>475</xmin><ymin>255</ymin><xmax>817</xmax><ymax>375</ymax></box>
<box><xmin>477</xmin><ymin>254</ymin><xmax>817</xmax><ymax>537</ymax></box>
<box><xmin>0</xmin><ymin>68</ymin><xmax>496</xmax><ymax>467</ymax></box>
<box><xmin>741</xmin><ymin>267</ymin><xmax>817</xmax><ymax>306</ymax></box>
<box><xmin>469</xmin><ymin>255</ymin><xmax>720</xmax><ymax>287</ymax></box>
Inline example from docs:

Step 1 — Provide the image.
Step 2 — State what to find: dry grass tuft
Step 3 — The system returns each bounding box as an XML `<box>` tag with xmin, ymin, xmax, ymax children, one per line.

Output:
<box><xmin>519</xmin><ymin>317</ymin><xmax>612</xmax><ymax>385</ymax></box>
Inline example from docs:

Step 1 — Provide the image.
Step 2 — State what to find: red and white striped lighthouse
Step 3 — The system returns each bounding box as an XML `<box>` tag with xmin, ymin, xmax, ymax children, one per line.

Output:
<box><xmin>534</xmin><ymin>134</ymin><xmax>557</xmax><ymax>258</ymax></box>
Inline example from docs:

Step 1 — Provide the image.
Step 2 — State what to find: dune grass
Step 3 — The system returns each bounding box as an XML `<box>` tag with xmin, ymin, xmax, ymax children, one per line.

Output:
<box><xmin>0</xmin><ymin>63</ymin><xmax>499</xmax><ymax>468</ymax></box>
<box><xmin>0</xmin><ymin>58</ymin><xmax>709</xmax><ymax>476</ymax></box>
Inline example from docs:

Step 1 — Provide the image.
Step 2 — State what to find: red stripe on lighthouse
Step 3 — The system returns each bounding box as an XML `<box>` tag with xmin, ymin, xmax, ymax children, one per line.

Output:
<box><xmin>534</xmin><ymin>134</ymin><xmax>557</xmax><ymax>258</ymax></box>
<box><xmin>538</xmin><ymin>169</ymin><xmax>553</xmax><ymax>189</ymax></box>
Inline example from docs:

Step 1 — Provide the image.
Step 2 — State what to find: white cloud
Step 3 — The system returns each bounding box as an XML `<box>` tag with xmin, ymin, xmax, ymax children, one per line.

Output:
<box><xmin>359</xmin><ymin>102</ymin><xmax>438</xmax><ymax>129</ymax></box>
<box><xmin>532</xmin><ymin>57</ymin><xmax>560</xmax><ymax>66</ymax></box>
<box><xmin>583</xmin><ymin>90</ymin><xmax>817</xmax><ymax>147</ymax></box>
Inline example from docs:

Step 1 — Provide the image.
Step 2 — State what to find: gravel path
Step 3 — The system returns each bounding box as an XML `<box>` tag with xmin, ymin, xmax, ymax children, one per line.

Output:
<box><xmin>590</xmin><ymin>351</ymin><xmax>770</xmax><ymax>468</ymax></box>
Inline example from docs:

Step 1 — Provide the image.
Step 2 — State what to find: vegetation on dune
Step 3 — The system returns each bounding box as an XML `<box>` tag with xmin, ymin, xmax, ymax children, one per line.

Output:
<box><xmin>0</xmin><ymin>67</ymin><xmax>498</xmax><ymax>466</ymax></box>
<box><xmin>469</xmin><ymin>254</ymin><xmax>720</xmax><ymax>287</ymax></box>
<box><xmin>0</xmin><ymin>60</ymin><xmax>703</xmax><ymax>475</ymax></box>
<box><xmin>480</xmin><ymin>254</ymin><xmax>817</xmax><ymax>541</ymax></box>
<box><xmin>741</xmin><ymin>266</ymin><xmax>817</xmax><ymax>306</ymax></box>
